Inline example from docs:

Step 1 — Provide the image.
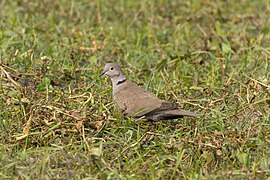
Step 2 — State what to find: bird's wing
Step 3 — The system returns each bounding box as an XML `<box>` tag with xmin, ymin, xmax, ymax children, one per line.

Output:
<box><xmin>113</xmin><ymin>81</ymin><xmax>163</xmax><ymax>117</ymax></box>
<box><xmin>113</xmin><ymin>80</ymin><xmax>201</xmax><ymax>120</ymax></box>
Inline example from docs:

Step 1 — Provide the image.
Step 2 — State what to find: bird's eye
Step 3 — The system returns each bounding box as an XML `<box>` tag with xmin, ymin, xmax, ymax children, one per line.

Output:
<box><xmin>110</xmin><ymin>67</ymin><xmax>114</xmax><ymax>70</ymax></box>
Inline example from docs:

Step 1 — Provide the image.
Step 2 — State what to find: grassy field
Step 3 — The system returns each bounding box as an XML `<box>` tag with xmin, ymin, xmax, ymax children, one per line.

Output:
<box><xmin>1</xmin><ymin>0</ymin><xmax>270</xmax><ymax>179</ymax></box>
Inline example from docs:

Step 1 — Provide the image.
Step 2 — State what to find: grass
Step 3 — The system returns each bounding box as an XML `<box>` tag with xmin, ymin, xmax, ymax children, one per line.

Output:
<box><xmin>0</xmin><ymin>0</ymin><xmax>270</xmax><ymax>179</ymax></box>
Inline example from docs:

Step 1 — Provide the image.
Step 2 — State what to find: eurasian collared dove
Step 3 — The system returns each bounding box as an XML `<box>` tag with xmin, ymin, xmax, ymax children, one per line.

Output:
<box><xmin>100</xmin><ymin>63</ymin><xmax>200</xmax><ymax>121</ymax></box>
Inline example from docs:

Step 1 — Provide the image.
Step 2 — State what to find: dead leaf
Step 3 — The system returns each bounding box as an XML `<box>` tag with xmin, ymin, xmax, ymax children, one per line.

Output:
<box><xmin>76</xmin><ymin>120</ymin><xmax>84</xmax><ymax>130</ymax></box>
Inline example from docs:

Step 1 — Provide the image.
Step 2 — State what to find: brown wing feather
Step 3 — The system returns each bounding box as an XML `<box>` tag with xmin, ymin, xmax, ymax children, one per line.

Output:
<box><xmin>113</xmin><ymin>80</ymin><xmax>200</xmax><ymax>120</ymax></box>
<box><xmin>113</xmin><ymin>81</ymin><xmax>162</xmax><ymax>117</ymax></box>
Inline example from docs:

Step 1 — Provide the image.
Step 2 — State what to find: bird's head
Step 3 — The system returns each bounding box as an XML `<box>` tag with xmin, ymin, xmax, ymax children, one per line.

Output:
<box><xmin>100</xmin><ymin>63</ymin><xmax>123</xmax><ymax>77</ymax></box>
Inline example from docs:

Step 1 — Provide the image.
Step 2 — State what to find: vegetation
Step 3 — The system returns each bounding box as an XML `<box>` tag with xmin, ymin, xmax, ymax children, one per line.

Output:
<box><xmin>0</xmin><ymin>0</ymin><xmax>269</xmax><ymax>179</ymax></box>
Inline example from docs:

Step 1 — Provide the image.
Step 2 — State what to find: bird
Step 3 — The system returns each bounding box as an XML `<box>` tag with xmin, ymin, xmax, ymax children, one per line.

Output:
<box><xmin>100</xmin><ymin>63</ymin><xmax>200</xmax><ymax>121</ymax></box>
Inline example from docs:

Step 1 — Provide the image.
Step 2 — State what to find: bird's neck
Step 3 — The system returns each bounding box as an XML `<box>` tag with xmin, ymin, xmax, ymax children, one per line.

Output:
<box><xmin>111</xmin><ymin>75</ymin><xmax>126</xmax><ymax>87</ymax></box>
<box><xmin>116</xmin><ymin>78</ymin><xmax>126</xmax><ymax>85</ymax></box>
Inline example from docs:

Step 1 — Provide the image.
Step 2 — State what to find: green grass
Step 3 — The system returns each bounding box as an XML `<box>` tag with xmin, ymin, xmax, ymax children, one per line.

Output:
<box><xmin>1</xmin><ymin>0</ymin><xmax>270</xmax><ymax>179</ymax></box>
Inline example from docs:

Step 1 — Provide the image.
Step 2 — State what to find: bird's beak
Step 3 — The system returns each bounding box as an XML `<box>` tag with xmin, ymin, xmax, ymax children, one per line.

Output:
<box><xmin>99</xmin><ymin>71</ymin><xmax>105</xmax><ymax>77</ymax></box>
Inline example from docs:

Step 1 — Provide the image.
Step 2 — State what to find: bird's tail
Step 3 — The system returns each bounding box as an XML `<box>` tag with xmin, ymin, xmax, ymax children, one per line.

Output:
<box><xmin>164</xmin><ymin>109</ymin><xmax>201</xmax><ymax>117</ymax></box>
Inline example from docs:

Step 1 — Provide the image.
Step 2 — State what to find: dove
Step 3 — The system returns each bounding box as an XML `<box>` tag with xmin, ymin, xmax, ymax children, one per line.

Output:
<box><xmin>100</xmin><ymin>63</ymin><xmax>200</xmax><ymax>121</ymax></box>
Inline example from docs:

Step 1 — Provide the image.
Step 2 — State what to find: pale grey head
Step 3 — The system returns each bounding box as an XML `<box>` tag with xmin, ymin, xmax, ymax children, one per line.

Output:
<box><xmin>100</xmin><ymin>63</ymin><xmax>126</xmax><ymax>85</ymax></box>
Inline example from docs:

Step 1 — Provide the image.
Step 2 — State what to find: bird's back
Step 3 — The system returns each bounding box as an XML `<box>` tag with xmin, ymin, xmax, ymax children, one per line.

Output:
<box><xmin>113</xmin><ymin>80</ymin><xmax>162</xmax><ymax>117</ymax></box>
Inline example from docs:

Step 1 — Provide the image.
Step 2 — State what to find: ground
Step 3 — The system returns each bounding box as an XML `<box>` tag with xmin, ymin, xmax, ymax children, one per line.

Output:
<box><xmin>0</xmin><ymin>0</ymin><xmax>270</xmax><ymax>179</ymax></box>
